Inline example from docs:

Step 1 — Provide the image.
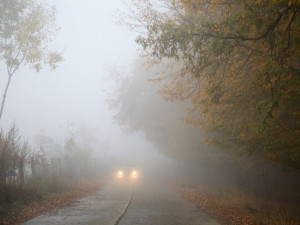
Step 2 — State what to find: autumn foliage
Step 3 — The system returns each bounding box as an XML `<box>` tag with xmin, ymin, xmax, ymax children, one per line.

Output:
<box><xmin>125</xmin><ymin>0</ymin><xmax>300</xmax><ymax>170</ymax></box>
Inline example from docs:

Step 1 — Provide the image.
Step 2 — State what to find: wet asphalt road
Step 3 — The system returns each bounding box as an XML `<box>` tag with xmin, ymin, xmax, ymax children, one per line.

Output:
<box><xmin>22</xmin><ymin>176</ymin><xmax>220</xmax><ymax>225</ymax></box>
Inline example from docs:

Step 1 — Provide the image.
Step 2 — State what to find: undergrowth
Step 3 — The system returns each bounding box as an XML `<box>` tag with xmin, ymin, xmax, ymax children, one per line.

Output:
<box><xmin>178</xmin><ymin>184</ymin><xmax>300</xmax><ymax>225</ymax></box>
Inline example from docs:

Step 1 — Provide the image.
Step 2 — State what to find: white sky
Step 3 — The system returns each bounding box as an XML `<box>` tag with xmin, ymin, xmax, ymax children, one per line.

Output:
<box><xmin>0</xmin><ymin>0</ymin><xmax>164</xmax><ymax>162</ymax></box>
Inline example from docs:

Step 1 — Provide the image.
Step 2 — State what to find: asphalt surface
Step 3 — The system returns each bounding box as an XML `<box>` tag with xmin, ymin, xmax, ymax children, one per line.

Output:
<box><xmin>22</xmin><ymin>176</ymin><xmax>220</xmax><ymax>225</ymax></box>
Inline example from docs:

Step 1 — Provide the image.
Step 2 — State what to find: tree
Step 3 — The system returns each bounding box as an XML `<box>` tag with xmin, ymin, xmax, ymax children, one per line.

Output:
<box><xmin>0</xmin><ymin>123</ymin><xmax>30</xmax><ymax>185</ymax></box>
<box><xmin>108</xmin><ymin>60</ymin><xmax>233</xmax><ymax>164</ymax></box>
<box><xmin>108</xmin><ymin>59</ymin><xmax>300</xmax><ymax>196</ymax></box>
<box><xmin>124</xmin><ymin>0</ymin><xmax>300</xmax><ymax>170</ymax></box>
<box><xmin>0</xmin><ymin>0</ymin><xmax>63</xmax><ymax>121</ymax></box>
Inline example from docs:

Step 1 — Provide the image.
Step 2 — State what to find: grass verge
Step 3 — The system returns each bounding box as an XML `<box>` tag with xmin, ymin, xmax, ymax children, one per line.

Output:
<box><xmin>0</xmin><ymin>177</ymin><xmax>107</xmax><ymax>225</ymax></box>
<box><xmin>176</xmin><ymin>185</ymin><xmax>300</xmax><ymax>225</ymax></box>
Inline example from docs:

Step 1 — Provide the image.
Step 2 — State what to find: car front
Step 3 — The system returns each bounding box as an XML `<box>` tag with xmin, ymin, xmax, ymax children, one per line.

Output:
<box><xmin>117</xmin><ymin>166</ymin><xmax>138</xmax><ymax>180</ymax></box>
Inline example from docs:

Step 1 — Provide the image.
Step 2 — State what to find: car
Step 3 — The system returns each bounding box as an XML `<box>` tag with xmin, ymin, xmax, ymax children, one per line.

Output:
<box><xmin>117</xmin><ymin>165</ymin><xmax>138</xmax><ymax>180</ymax></box>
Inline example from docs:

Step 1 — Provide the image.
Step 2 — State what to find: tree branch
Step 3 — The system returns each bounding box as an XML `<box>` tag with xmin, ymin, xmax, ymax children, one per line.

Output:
<box><xmin>191</xmin><ymin>5</ymin><xmax>293</xmax><ymax>41</ymax></box>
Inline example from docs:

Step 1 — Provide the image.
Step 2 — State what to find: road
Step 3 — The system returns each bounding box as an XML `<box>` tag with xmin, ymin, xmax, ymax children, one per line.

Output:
<box><xmin>22</xmin><ymin>176</ymin><xmax>220</xmax><ymax>225</ymax></box>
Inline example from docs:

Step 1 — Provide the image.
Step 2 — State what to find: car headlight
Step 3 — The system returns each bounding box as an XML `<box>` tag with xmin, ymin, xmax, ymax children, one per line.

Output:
<box><xmin>118</xmin><ymin>171</ymin><xmax>123</xmax><ymax>177</ymax></box>
<box><xmin>131</xmin><ymin>170</ymin><xmax>137</xmax><ymax>178</ymax></box>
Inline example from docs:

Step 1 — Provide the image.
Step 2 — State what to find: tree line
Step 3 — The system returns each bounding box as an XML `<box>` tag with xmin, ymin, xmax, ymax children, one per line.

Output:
<box><xmin>0</xmin><ymin>122</ymin><xmax>107</xmax><ymax>215</ymax></box>
<box><xmin>108</xmin><ymin>60</ymin><xmax>300</xmax><ymax>198</ymax></box>
<box><xmin>119</xmin><ymin>0</ymin><xmax>300</xmax><ymax>171</ymax></box>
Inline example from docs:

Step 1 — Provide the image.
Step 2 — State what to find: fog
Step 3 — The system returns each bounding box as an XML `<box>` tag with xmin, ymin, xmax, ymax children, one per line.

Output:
<box><xmin>1</xmin><ymin>0</ymin><xmax>299</xmax><ymax>190</ymax></box>
<box><xmin>1</xmin><ymin>1</ymin><xmax>299</xmax><ymax>224</ymax></box>
<box><xmin>0</xmin><ymin>0</ymin><xmax>165</xmax><ymax>164</ymax></box>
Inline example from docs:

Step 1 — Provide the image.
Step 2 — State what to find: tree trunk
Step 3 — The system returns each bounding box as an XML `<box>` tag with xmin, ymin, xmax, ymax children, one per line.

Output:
<box><xmin>0</xmin><ymin>149</ymin><xmax>8</xmax><ymax>185</ymax></box>
<box><xmin>31</xmin><ymin>156</ymin><xmax>36</xmax><ymax>181</ymax></box>
<box><xmin>0</xmin><ymin>74</ymin><xmax>12</xmax><ymax>122</ymax></box>
<box><xmin>18</xmin><ymin>156</ymin><xmax>25</xmax><ymax>185</ymax></box>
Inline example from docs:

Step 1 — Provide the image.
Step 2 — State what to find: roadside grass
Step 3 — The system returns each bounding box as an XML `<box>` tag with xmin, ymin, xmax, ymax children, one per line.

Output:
<box><xmin>0</xmin><ymin>177</ymin><xmax>106</xmax><ymax>225</ymax></box>
<box><xmin>177</xmin><ymin>185</ymin><xmax>300</xmax><ymax>225</ymax></box>
<box><xmin>0</xmin><ymin>185</ymin><xmax>43</xmax><ymax>217</ymax></box>
<box><xmin>217</xmin><ymin>190</ymin><xmax>300</xmax><ymax>225</ymax></box>
<box><xmin>0</xmin><ymin>177</ymin><xmax>77</xmax><ymax>217</ymax></box>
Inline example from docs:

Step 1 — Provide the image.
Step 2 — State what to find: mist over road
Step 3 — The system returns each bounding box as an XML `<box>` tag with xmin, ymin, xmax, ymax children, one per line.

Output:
<box><xmin>118</xmin><ymin>176</ymin><xmax>220</xmax><ymax>225</ymax></box>
<box><xmin>22</xmin><ymin>175</ymin><xmax>219</xmax><ymax>225</ymax></box>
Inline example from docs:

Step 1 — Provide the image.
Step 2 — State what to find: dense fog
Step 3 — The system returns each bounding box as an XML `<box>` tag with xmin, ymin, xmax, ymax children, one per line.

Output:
<box><xmin>0</xmin><ymin>0</ymin><xmax>153</xmax><ymax>161</ymax></box>
<box><xmin>1</xmin><ymin>1</ymin><xmax>299</xmax><ymax>224</ymax></box>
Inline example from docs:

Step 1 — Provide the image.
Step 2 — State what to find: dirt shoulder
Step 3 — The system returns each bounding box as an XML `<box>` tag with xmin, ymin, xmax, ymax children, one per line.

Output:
<box><xmin>175</xmin><ymin>185</ymin><xmax>300</xmax><ymax>225</ymax></box>
<box><xmin>0</xmin><ymin>178</ymin><xmax>107</xmax><ymax>225</ymax></box>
